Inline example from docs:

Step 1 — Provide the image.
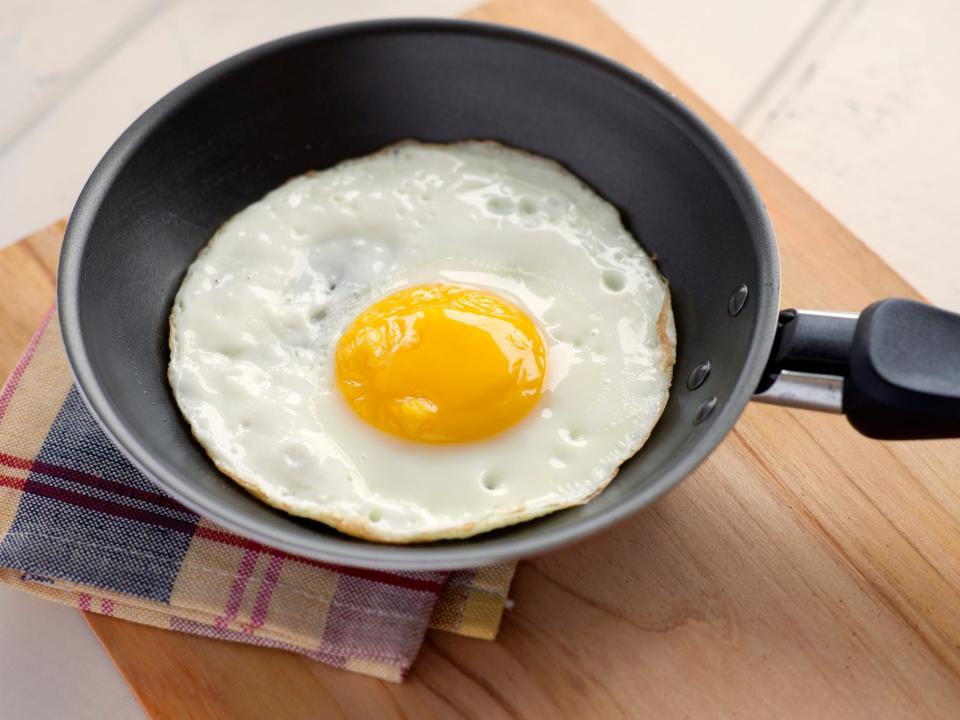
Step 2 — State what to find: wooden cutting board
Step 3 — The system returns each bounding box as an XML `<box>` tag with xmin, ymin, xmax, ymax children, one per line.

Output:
<box><xmin>3</xmin><ymin>0</ymin><xmax>960</xmax><ymax>717</ymax></box>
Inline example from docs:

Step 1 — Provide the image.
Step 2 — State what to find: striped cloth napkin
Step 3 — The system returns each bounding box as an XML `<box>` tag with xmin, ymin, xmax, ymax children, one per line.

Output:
<box><xmin>0</xmin><ymin>308</ymin><xmax>515</xmax><ymax>682</ymax></box>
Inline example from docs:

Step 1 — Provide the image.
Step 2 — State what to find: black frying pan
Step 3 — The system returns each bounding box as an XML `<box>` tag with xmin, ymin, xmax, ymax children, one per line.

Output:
<box><xmin>58</xmin><ymin>20</ymin><xmax>960</xmax><ymax>570</ymax></box>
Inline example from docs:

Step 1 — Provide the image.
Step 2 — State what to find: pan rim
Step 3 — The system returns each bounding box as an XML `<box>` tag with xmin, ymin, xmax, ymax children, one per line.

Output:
<box><xmin>58</xmin><ymin>17</ymin><xmax>780</xmax><ymax>570</ymax></box>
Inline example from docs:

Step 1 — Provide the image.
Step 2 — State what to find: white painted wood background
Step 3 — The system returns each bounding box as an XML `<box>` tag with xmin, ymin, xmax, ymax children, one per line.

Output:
<box><xmin>1</xmin><ymin>1</ymin><xmax>957</xmax><ymax>716</ymax></box>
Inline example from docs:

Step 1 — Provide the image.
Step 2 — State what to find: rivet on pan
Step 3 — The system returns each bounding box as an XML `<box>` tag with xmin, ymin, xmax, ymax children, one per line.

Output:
<box><xmin>694</xmin><ymin>396</ymin><xmax>718</xmax><ymax>425</ymax></box>
<box><xmin>687</xmin><ymin>361</ymin><xmax>712</xmax><ymax>391</ymax></box>
<box><xmin>728</xmin><ymin>284</ymin><xmax>749</xmax><ymax>316</ymax></box>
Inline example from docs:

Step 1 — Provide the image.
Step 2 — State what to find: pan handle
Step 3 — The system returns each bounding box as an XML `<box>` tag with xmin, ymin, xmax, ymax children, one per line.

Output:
<box><xmin>753</xmin><ymin>299</ymin><xmax>960</xmax><ymax>439</ymax></box>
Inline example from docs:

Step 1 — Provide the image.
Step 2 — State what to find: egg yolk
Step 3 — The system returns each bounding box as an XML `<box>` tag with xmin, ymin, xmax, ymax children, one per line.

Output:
<box><xmin>335</xmin><ymin>283</ymin><xmax>547</xmax><ymax>443</ymax></box>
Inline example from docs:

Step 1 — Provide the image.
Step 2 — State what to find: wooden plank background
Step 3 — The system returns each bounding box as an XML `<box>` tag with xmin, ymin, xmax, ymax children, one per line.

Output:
<box><xmin>1</xmin><ymin>0</ymin><xmax>958</xmax><ymax>717</ymax></box>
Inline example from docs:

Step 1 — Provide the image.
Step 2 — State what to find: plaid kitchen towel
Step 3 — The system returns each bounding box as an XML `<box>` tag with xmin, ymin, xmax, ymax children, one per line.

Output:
<box><xmin>0</xmin><ymin>307</ymin><xmax>515</xmax><ymax>682</ymax></box>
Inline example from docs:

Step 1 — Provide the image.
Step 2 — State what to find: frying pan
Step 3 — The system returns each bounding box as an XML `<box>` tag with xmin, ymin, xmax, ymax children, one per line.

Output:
<box><xmin>58</xmin><ymin>20</ymin><xmax>960</xmax><ymax>570</ymax></box>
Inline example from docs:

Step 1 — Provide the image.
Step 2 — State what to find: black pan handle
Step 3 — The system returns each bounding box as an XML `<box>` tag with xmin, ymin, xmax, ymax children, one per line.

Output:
<box><xmin>753</xmin><ymin>299</ymin><xmax>960</xmax><ymax>439</ymax></box>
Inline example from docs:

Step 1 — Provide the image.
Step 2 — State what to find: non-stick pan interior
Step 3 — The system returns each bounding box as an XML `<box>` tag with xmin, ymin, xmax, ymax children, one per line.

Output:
<box><xmin>61</xmin><ymin>21</ymin><xmax>778</xmax><ymax>568</ymax></box>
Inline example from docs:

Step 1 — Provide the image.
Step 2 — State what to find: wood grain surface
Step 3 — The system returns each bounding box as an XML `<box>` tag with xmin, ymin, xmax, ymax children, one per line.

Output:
<box><xmin>2</xmin><ymin>0</ymin><xmax>959</xmax><ymax>717</ymax></box>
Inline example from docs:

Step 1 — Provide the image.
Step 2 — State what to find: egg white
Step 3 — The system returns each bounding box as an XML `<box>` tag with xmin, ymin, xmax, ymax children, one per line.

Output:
<box><xmin>168</xmin><ymin>141</ymin><xmax>675</xmax><ymax>542</ymax></box>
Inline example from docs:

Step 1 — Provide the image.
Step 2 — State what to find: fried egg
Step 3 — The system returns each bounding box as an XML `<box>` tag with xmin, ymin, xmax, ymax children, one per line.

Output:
<box><xmin>168</xmin><ymin>141</ymin><xmax>675</xmax><ymax>543</ymax></box>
